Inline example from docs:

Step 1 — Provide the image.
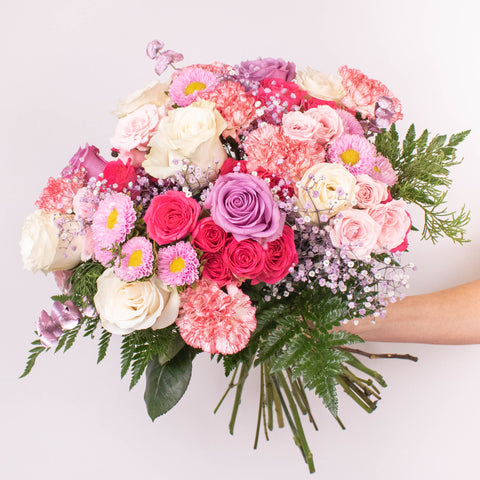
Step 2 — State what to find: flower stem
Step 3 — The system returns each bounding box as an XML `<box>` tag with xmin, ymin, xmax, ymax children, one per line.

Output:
<box><xmin>214</xmin><ymin>364</ymin><xmax>239</xmax><ymax>414</ymax></box>
<box><xmin>229</xmin><ymin>358</ymin><xmax>253</xmax><ymax>435</ymax></box>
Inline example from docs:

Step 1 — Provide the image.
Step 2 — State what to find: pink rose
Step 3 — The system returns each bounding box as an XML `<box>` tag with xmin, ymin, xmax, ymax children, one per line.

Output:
<box><xmin>329</xmin><ymin>208</ymin><xmax>381</xmax><ymax>260</ymax></box>
<box><xmin>368</xmin><ymin>199</ymin><xmax>411</xmax><ymax>251</ymax></box>
<box><xmin>355</xmin><ymin>174</ymin><xmax>388</xmax><ymax>209</ymax></box>
<box><xmin>111</xmin><ymin>104</ymin><xmax>161</xmax><ymax>151</ymax></box>
<box><xmin>255</xmin><ymin>225</ymin><xmax>298</xmax><ymax>284</ymax></box>
<box><xmin>192</xmin><ymin>217</ymin><xmax>229</xmax><ymax>253</ymax></box>
<box><xmin>144</xmin><ymin>190</ymin><xmax>201</xmax><ymax>246</ymax></box>
<box><xmin>224</xmin><ymin>238</ymin><xmax>265</xmax><ymax>280</ymax></box>
<box><xmin>61</xmin><ymin>144</ymin><xmax>107</xmax><ymax>181</ymax></box>
<box><xmin>201</xmin><ymin>252</ymin><xmax>234</xmax><ymax>287</ymax></box>
<box><xmin>72</xmin><ymin>187</ymin><xmax>98</xmax><ymax>221</ymax></box>
<box><xmin>112</xmin><ymin>148</ymin><xmax>146</xmax><ymax>168</ymax></box>
<box><xmin>282</xmin><ymin>111</ymin><xmax>319</xmax><ymax>142</ymax></box>
<box><xmin>305</xmin><ymin>105</ymin><xmax>344</xmax><ymax>146</ymax></box>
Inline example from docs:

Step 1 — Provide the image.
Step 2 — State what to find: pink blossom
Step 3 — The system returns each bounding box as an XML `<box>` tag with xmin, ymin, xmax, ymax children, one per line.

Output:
<box><xmin>329</xmin><ymin>208</ymin><xmax>381</xmax><ymax>260</ymax></box>
<box><xmin>336</xmin><ymin>109</ymin><xmax>364</xmax><ymax>136</ymax></box>
<box><xmin>111</xmin><ymin>104</ymin><xmax>161</xmax><ymax>152</ymax></box>
<box><xmin>371</xmin><ymin>156</ymin><xmax>398</xmax><ymax>186</ymax></box>
<box><xmin>368</xmin><ymin>200</ymin><xmax>411</xmax><ymax>252</ymax></box>
<box><xmin>72</xmin><ymin>187</ymin><xmax>98</xmax><ymax>221</ymax></box>
<box><xmin>305</xmin><ymin>106</ymin><xmax>344</xmax><ymax>146</ymax></box>
<box><xmin>177</xmin><ymin>279</ymin><xmax>256</xmax><ymax>354</ymax></box>
<box><xmin>157</xmin><ymin>241</ymin><xmax>200</xmax><ymax>286</ymax></box>
<box><xmin>327</xmin><ymin>134</ymin><xmax>377</xmax><ymax>176</ymax></box>
<box><xmin>355</xmin><ymin>174</ymin><xmax>388</xmax><ymax>209</ymax></box>
<box><xmin>114</xmin><ymin>237</ymin><xmax>154</xmax><ymax>282</ymax></box>
<box><xmin>168</xmin><ymin>67</ymin><xmax>219</xmax><ymax>107</ymax></box>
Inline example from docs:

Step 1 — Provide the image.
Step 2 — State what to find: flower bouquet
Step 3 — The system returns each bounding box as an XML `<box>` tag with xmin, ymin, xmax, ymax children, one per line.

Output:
<box><xmin>20</xmin><ymin>40</ymin><xmax>470</xmax><ymax>473</ymax></box>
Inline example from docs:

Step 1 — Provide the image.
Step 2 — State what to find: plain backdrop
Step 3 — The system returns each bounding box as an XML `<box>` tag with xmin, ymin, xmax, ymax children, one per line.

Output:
<box><xmin>2</xmin><ymin>1</ymin><xmax>480</xmax><ymax>478</ymax></box>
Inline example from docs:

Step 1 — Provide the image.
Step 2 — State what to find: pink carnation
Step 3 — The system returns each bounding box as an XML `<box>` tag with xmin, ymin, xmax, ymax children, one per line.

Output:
<box><xmin>339</xmin><ymin>66</ymin><xmax>402</xmax><ymax>122</ymax></box>
<box><xmin>36</xmin><ymin>172</ymin><xmax>85</xmax><ymax>214</ymax></box>
<box><xmin>200</xmin><ymin>81</ymin><xmax>256</xmax><ymax>139</ymax></box>
<box><xmin>177</xmin><ymin>279</ymin><xmax>256</xmax><ymax>354</ymax></box>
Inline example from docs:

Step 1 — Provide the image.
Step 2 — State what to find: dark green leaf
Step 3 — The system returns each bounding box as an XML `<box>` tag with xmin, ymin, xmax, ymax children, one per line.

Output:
<box><xmin>144</xmin><ymin>346</ymin><xmax>193</xmax><ymax>421</ymax></box>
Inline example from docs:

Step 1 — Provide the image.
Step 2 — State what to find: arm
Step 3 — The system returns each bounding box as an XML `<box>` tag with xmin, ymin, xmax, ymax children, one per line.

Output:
<box><xmin>343</xmin><ymin>280</ymin><xmax>480</xmax><ymax>345</ymax></box>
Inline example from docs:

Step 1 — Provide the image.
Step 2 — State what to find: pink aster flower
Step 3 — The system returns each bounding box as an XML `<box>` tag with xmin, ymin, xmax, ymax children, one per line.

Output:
<box><xmin>168</xmin><ymin>67</ymin><xmax>219</xmax><ymax>107</ymax></box>
<box><xmin>200</xmin><ymin>81</ymin><xmax>256</xmax><ymax>139</ymax></box>
<box><xmin>327</xmin><ymin>134</ymin><xmax>377</xmax><ymax>176</ymax></box>
<box><xmin>177</xmin><ymin>279</ymin><xmax>256</xmax><ymax>355</ymax></box>
<box><xmin>157</xmin><ymin>241</ymin><xmax>200</xmax><ymax>286</ymax></box>
<box><xmin>336</xmin><ymin>109</ymin><xmax>365</xmax><ymax>136</ymax></box>
<box><xmin>91</xmin><ymin>192</ymin><xmax>136</xmax><ymax>248</ymax></box>
<box><xmin>114</xmin><ymin>237</ymin><xmax>154</xmax><ymax>282</ymax></box>
<box><xmin>371</xmin><ymin>155</ymin><xmax>398</xmax><ymax>186</ymax></box>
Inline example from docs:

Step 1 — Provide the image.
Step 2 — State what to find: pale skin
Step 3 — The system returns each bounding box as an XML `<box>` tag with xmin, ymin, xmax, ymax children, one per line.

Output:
<box><xmin>340</xmin><ymin>280</ymin><xmax>480</xmax><ymax>345</ymax></box>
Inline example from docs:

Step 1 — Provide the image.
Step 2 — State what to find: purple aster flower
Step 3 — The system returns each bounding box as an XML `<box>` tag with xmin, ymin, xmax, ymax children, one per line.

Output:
<box><xmin>327</xmin><ymin>134</ymin><xmax>377</xmax><ymax>176</ymax></box>
<box><xmin>157</xmin><ymin>241</ymin><xmax>200</xmax><ymax>286</ymax></box>
<box><xmin>168</xmin><ymin>67</ymin><xmax>219</xmax><ymax>107</ymax></box>
<box><xmin>114</xmin><ymin>237</ymin><xmax>154</xmax><ymax>282</ymax></box>
<box><xmin>92</xmin><ymin>192</ymin><xmax>136</xmax><ymax>248</ymax></box>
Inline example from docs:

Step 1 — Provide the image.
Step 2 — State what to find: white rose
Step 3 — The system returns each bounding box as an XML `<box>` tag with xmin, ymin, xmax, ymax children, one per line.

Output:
<box><xmin>143</xmin><ymin>100</ymin><xmax>228</xmax><ymax>179</ymax></box>
<box><xmin>113</xmin><ymin>81</ymin><xmax>170</xmax><ymax>118</ymax></box>
<box><xmin>296</xmin><ymin>67</ymin><xmax>345</xmax><ymax>103</ymax></box>
<box><xmin>94</xmin><ymin>269</ymin><xmax>180</xmax><ymax>335</ymax></box>
<box><xmin>20</xmin><ymin>211</ymin><xmax>84</xmax><ymax>273</ymax></box>
<box><xmin>297</xmin><ymin>163</ymin><xmax>357</xmax><ymax>221</ymax></box>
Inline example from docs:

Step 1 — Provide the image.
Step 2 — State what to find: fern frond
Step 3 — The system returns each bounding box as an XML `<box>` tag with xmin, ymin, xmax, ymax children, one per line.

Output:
<box><xmin>20</xmin><ymin>339</ymin><xmax>47</xmax><ymax>378</ymax></box>
<box><xmin>97</xmin><ymin>328</ymin><xmax>112</xmax><ymax>364</ymax></box>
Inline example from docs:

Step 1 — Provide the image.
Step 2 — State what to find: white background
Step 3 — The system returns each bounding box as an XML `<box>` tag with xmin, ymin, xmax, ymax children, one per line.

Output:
<box><xmin>2</xmin><ymin>0</ymin><xmax>480</xmax><ymax>478</ymax></box>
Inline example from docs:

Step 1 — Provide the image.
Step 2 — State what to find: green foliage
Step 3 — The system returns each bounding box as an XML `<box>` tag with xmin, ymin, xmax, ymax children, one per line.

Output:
<box><xmin>119</xmin><ymin>327</ymin><xmax>182</xmax><ymax>389</ymax></box>
<box><xmin>97</xmin><ymin>328</ymin><xmax>112</xmax><ymax>364</ymax></box>
<box><xmin>69</xmin><ymin>261</ymin><xmax>105</xmax><ymax>307</ymax></box>
<box><xmin>55</xmin><ymin>324</ymin><xmax>81</xmax><ymax>353</ymax></box>
<box><xmin>144</xmin><ymin>346</ymin><xmax>194</xmax><ymax>421</ymax></box>
<box><xmin>375</xmin><ymin>124</ymin><xmax>470</xmax><ymax>244</ymax></box>
<box><xmin>20</xmin><ymin>339</ymin><xmax>46</xmax><ymax>378</ymax></box>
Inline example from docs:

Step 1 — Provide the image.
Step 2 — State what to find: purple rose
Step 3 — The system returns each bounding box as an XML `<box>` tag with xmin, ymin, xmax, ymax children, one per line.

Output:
<box><xmin>235</xmin><ymin>57</ymin><xmax>296</xmax><ymax>86</ymax></box>
<box><xmin>204</xmin><ymin>173</ymin><xmax>285</xmax><ymax>245</ymax></box>
<box><xmin>61</xmin><ymin>144</ymin><xmax>107</xmax><ymax>180</ymax></box>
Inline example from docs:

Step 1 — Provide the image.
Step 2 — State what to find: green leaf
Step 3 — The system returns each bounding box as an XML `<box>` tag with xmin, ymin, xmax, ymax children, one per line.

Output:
<box><xmin>144</xmin><ymin>346</ymin><xmax>193</xmax><ymax>421</ymax></box>
<box><xmin>20</xmin><ymin>339</ymin><xmax>47</xmax><ymax>378</ymax></box>
<box><xmin>97</xmin><ymin>328</ymin><xmax>112</xmax><ymax>364</ymax></box>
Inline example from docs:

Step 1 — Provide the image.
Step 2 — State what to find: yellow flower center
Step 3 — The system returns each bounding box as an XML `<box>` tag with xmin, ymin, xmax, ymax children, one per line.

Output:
<box><xmin>107</xmin><ymin>209</ymin><xmax>118</xmax><ymax>229</ymax></box>
<box><xmin>340</xmin><ymin>149</ymin><xmax>360</xmax><ymax>166</ymax></box>
<box><xmin>169</xmin><ymin>256</ymin><xmax>185</xmax><ymax>273</ymax></box>
<box><xmin>373</xmin><ymin>165</ymin><xmax>381</xmax><ymax>173</ymax></box>
<box><xmin>184</xmin><ymin>81</ymin><xmax>207</xmax><ymax>96</ymax></box>
<box><xmin>128</xmin><ymin>250</ymin><xmax>143</xmax><ymax>267</ymax></box>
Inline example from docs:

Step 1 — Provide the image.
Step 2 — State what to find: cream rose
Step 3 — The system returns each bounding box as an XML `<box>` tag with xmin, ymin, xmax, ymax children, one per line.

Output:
<box><xmin>113</xmin><ymin>81</ymin><xmax>170</xmax><ymax>118</ymax></box>
<box><xmin>297</xmin><ymin>163</ymin><xmax>357</xmax><ymax>221</ymax></box>
<box><xmin>20</xmin><ymin>211</ymin><xmax>84</xmax><ymax>273</ymax></box>
<box><xmin>296</xmin><ymin>67</ymin><xmax>345</xmax><ymax>103</ymax></box>
<box><xmin>143</xmin><ymin>100</ymin><xmax>228</xmax><ymax>179</ymax></box>
<box><xmin>94</xmin><ymin>269</ymin><xmax>180</xmax><ymax>335</ymax></box>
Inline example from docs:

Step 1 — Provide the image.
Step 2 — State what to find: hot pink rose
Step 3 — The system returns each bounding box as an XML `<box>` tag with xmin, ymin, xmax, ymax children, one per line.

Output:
<box><xmin>102</xmin><ymin>159</ymin><xmax>137</xmax><ymax>192</ymax></box>
<box><xmin>201</xmin><ymin>252</ymin><xmax>234</xmax><ymax>287</ymax></box>
<box><xmin>224</xmin><ymin>238</ymin><xmax>265</xmax><ymax>280</ymax></box>
<box><xmin>144</xmin><ymin>191</ymin><xmax>201</xmax><ymax>246</ymax></box>
<box><xmin>368</xmin><ymin>199</ymin><xmax>411</xmax><ymax>252</ymax></box>
<box><xmin>355</xmin><ymin>174</ymin><xmax>388</xmax><ymax>209</ymax></box>
<box><xmin>329</xmin><ymin>208</ymin><xmax>381</xmax><ymax>260</ymax></box>
<box><xmin>305</xmin><ymin>105</ymin><xmax>344</xmax><ymax>146</ymax></box>
<box><xmin>255</xmin><ymin>225</ymin><xmax>298</xmax><ymax>284</ymax></box>
<box><xmin>192</xmin><ymin>217</ymin><xmax>230</xmax><ymax>253</ymax></box>
<box><xmin>219</xmin><ymin>157</ymin><xmax>248</xmax><ymax>176</ymax></box>
<box><xmin>111</xmin><ymin>104</ymin><xmax>162</xmax><ymax>151</ymax></box>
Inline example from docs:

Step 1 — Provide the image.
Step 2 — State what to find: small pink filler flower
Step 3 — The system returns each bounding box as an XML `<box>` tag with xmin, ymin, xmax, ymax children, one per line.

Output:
<box><xmin>177</xmin><ymin>279</ymin><xmax>256</xmax><ymax>355</ymax></box>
